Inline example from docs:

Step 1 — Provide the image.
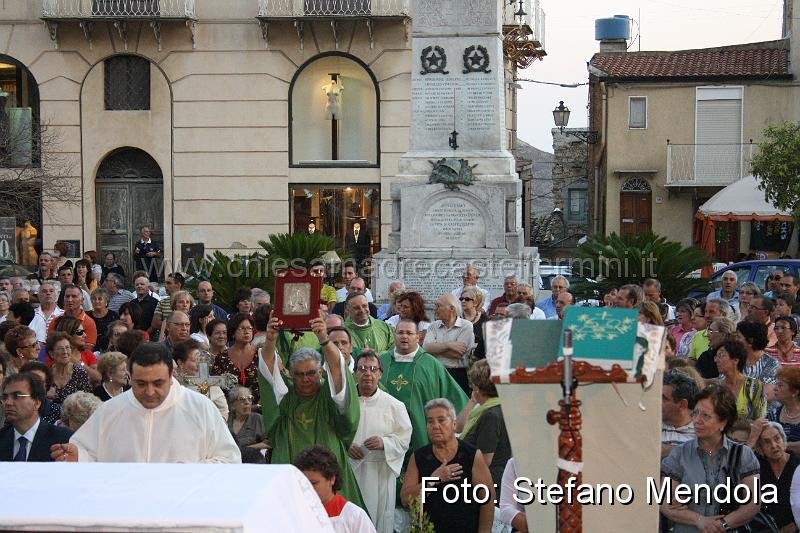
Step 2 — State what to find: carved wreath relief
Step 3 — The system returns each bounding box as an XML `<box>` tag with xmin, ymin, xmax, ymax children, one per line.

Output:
<box><xmin>462</xmin><ymin>45</ymin><xmax>491</xmax><ymax>74</ymax></box>
<box><xmin>420</xmin><ymin>45</ymin><xmax>449</xmax><ymax>75</ymax></box>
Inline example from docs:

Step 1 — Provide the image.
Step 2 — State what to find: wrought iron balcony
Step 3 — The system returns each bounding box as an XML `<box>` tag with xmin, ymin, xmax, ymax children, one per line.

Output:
<box><xmin>666</xmin><ymin>142</ymin><xmax>755</xmax><ymax>187</ymax></box>
<box><xmin>257</xmin><ymin>0</ymin><xmax>409</xmax><ymax>18</ymax></box>
<box><xmin>256</xmin><ymin>0</ymin><xmax>409</xmax><ymax>50</ymax></box>
<box><xmin>42</xmin><ymin>0</ymin><xmax>195</xmax><ymax>19</ymax></box>
<box><xmin>41</xmin><ymin>0</ymin><xmax>196</xmax><ymax>50</ymax></box>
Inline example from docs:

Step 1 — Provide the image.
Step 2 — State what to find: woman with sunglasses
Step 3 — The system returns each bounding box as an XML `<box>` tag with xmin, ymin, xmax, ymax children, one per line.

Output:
<box><xmin>46</xmin><ymin>331</ymin><xmax>92</xmax><ymax>422</ymax></box>
<box><xmin>736</xmin><ymin>282</ymin><xmax>761</xmax><ymax>323</ymax></box>
<box><xmin>51</xmin><ymin>315</ymin><xmax>101</xmax><ymax>384</ymax></box>
<box><xmin>227</xmin><ymin>385</ymin><xmax>269</xmax><ymax>452</ymax></box>
<box><xmin>459</xmin><ymin>286</ymin><xmax>487</xmax><ymax>360</ymax></box>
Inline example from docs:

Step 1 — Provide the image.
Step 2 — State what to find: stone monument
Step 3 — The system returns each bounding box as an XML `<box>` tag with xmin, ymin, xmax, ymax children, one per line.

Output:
<box><xmin>372</xmin><ymin>0</ymin><xmax>538</xmax><ymax>306</ymax></box>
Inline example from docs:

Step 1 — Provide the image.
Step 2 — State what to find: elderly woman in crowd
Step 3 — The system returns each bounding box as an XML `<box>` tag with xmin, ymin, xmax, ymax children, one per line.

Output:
<box><xmin>52</xmin><ymin>316</ymin><xmax>101</xmax><ymax>383</ymax></box>
<box><xmin>5</xmin><ymin>325</ymin><xmax>39</xmax><ymax>374</ymax></box>
<box><xmin>206</xmin><ymin>318</ymin><xmax>229</xmax><ymax>358</ymax></box>
<box><xmin>173</xmin><ymin>339</ymin><xmax>228</xmax><ymax>421</ymax></box>
<box><xmin>89</xmin><ymin>288</ymin><xmax>118</xmax><ymax>351</ymax></box>
<box><xmin>737</xmin><ymin>282</ymin><xmax>761</xmax><ymax>323</ymax></box>
<box><xmin>455</xmin><ymin>359</ymin><xmax>511</xmax><ymax>496</ymax></box>
<box><xmin>60</xmin><ymin>391</ymin><xmax>102</xmax><ymax>431</ymax></box>
<box><xmin>765</xmin><ymin>365</ymin><xmax>800</xmax><ymax>453</ymax></box>
<box><xmin>227</xmin><ymin>385</ymin><xmax>269</xmax><ymax>451</ymax></box>
<box><xmin>293</xmin><ymin>445</ymin><xmax>375</xmax><ymax>532</ymax></box>
<box><xmin>747</xmin><ymin>421</ymin><xmax>800</xmax><ymax>532</ymax></box>
<box><xmin>661</xmin><ymin>384</ymin><xmax>760</xmax><ymax>531</ymax></box>
<box><xmin>737</xmin><ymin>320</ymin><xmax>779</xmax><ymax>401</ymax></box>
<box><xmin>92</xmin><ymin>351</ymin><xmax>129</xmax><ymax>402</ymax></box>
<box><xmin>212</xmin><ymin>313</ymin><xmax>260</xmax><ymax>406</ymax></box>
<box><xmin>189</xmin><ymin>304</ymin><xmax>214</xmax><ymax>348</ymax></box>
<box><xmin>669</xmin><ymin>300</ymin><xmax>695</xmax><ymax>349</ymax></box>
<box><xmin>401</xmin><ymin>398</ymin><xmax>495</xmax><ymax>532</ymax></box>
<box><xmin>459</xmin><ymin>286</ymin><xmax>487</xmax><ymax>360</ymax></box>
<box><xmin>766</xmin><ymin>316</ymin><xmax>800</xmax><ymax>365</ymax></box>
<box><xmin>714</xmin><ymin>338</ymin><xmax>768</xmax><ymax>422</ymax></box>
<box><xmin>694</xmin><ymin>317</ymin><xmax>736</xmax><ymax>379</ymax></box>
<box><xmin>47</xmin><ymin>331</ymin><xmax>92</xmax><ymax>420</ymax></box>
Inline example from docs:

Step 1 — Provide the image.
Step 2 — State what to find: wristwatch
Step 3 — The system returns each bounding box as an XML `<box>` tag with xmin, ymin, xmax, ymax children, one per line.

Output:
<box><xmin>719</xmin><ymin>518</ymin><xmax>730</xmax><ymax>531</ymax></box>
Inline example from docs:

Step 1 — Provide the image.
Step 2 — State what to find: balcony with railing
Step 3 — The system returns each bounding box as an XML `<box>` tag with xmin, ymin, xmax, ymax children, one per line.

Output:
<box><xmin>502</xmin><ymin>0</ymin><xmax>545</xmax><ymax>51</ymax></box>
<box><xmin>42</xmin><ymin>0</ymin><xmax>195</xmax><ymax>19</ymax></box>
<box><xmin>256</xmin><ymin>0</ymin><xmax>409</xmax><ymax>49</ymax></box>
<box><xmin>41</xmin><ymin>0</ymin><xmax>196</xmax><ymax>50</ymax></box>
<box><xmin>666</xmin><ymin>142</ymin><xmax>755</xmax><ymax>187</ymax></box>
<box><xmin>257</xmin><ymin>0</ymin><xmax>409</xmax><ymax>18</ymax></box>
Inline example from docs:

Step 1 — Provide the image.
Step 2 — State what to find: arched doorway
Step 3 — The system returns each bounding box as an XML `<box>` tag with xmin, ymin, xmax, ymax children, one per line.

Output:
<box><xmin>95</xmin><ymin>148</ymin><xmax>163</xmax><ymax>282</ymax></box>
<box><xmin>620</xmin><ymin>177</ymin><xmax>652</xmax><ymax>238</ymax></box>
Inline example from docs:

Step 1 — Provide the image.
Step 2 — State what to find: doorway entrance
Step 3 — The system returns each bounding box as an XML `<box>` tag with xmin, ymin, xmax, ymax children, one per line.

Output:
<box><xmin>619</xmin><ymin>177</ymin><xmax>652</xmax><ymax>238</ymax></box>
<box><xmin>95</xmin><ymin>148</ymin><xmax>163</xmax><ymax>283</ymax></box>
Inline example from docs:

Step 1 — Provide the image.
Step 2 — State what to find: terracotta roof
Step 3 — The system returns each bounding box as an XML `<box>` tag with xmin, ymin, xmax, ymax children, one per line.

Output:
<box><xmin>590</xmin><ymin>40</ymin><xmax>791</xmax><ymax>81</ymax></box>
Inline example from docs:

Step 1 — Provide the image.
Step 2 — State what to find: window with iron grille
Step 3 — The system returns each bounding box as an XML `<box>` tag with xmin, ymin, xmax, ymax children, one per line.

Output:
<box><xmin>104</xmin><ymin>56</ymin><xmax>150</xmax><ymax>111</ymax></box>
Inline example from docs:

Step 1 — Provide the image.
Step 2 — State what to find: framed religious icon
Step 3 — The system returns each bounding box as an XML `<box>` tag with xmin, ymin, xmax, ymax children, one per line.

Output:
<box><xmin>273</xmin><ymin>268</ymin><xmax>323</xmax><ymax>330</ymax></box>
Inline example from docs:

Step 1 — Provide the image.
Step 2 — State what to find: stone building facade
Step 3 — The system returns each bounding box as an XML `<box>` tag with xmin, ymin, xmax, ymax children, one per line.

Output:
<box><xmin>0</xmin><ymin>0</ymin><xmax>544</xmax><ymax>280</ymax></box>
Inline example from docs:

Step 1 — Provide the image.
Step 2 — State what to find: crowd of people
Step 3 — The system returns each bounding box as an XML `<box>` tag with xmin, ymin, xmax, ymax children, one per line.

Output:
<box><xmin>4</xmin><ymin>250</ymin><xmax>800</xmax><ymax>532</ymax></box>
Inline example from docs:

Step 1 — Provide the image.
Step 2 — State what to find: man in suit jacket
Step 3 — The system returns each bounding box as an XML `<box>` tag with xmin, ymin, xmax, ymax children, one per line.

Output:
<box><xmin>0</xmin><ymin>372</ymin><xmax>73</xmax><ymax>461</ymax></box>
<box><xmin>345</xmin><ymin>222</ymin><xmax>371</xmax><ymax>269</ymax></box>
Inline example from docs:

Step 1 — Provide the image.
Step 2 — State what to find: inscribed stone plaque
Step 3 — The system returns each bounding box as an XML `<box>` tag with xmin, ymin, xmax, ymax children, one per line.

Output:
<box><xmin>410</xmin><ymin>38</ymin><xmax>504</xmax><ymax>153</ymax></box>
<box><xmin>0</xmin><ymin>217</ymin><xmax>15</xmax><ymax>261</ymax></box>
<box><xmin>419</xmin><ymin>197</ymin><xmax>485</xmax><ymax>248</ymax></box>
<box><xmin>413</xmin><ymin>0</ymin><xmax>501</xmax><ymax>36</ymax></box>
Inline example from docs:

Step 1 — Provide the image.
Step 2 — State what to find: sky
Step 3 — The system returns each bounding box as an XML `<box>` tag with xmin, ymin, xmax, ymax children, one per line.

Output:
<box><xmin>518</xmin><ymin>0</ymin><xmax>784</xmax><ymax>152</ymax></box>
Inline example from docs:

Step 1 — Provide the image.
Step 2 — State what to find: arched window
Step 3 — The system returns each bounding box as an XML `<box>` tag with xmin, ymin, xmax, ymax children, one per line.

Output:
<box><xmin>0</xmin><ymin>54</ymin><xmax>40</xmax><ymax>167</ymax></box>
<box><xmin>621</xmin><ymin>177</ymin><xmax>652</xmax><ymax>192</ymax></box>
<box><xmin>290</xmin><ymin>53</ymin><xmax>379</xmax><ymax>166</ymax></box>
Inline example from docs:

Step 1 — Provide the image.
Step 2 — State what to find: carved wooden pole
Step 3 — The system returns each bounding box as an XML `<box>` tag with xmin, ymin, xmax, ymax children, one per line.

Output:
<box><xmin>547</xmin><ymin>391</ymin><xmax>583</xmax><ymax>533</ymax></box>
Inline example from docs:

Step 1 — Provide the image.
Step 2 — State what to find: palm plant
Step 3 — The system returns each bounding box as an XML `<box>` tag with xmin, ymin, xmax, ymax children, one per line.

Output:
<box><xmin>184</xmin><ymin>250</ymin><xmax>271</xmax><ymax>310</ymax></box>
<box><xmin>570</xmin><ymin>232</ymin><xmax>711</xmax><ymax>303</ymax></box>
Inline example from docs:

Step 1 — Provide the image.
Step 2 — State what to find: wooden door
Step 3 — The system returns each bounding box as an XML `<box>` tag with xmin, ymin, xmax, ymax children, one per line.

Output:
<box><xmin>96</xmin><ymin>149</ymin><xmax>163</xmax><ymax>285</ymax></box>
<box><xmin>620</xmin><ymin>192</ymin><xmax>652</xmax><ymax>238</ymax></box>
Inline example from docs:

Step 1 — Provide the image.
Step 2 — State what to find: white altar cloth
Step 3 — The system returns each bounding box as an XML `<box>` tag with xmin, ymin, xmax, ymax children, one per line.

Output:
<box><xmin>0</xmin><ymin>463</ymin><xmax>334</xmax><ymax>532</ymax></box>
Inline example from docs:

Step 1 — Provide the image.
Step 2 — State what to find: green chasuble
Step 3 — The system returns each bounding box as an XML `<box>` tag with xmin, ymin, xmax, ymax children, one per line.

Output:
<box><xmin>378</xmin><ymin>347</ymin><xmax>468</xmax><ymax>453</ymax></box>
<box><xmin>345</xmin><ymin>316</ymin><xmax>395</xmax><ymax>353</ymax></box>
<box><xmin>258</xmin><ymin>359</ymin><xmax>365</xmax><ymax>508</ymax></box>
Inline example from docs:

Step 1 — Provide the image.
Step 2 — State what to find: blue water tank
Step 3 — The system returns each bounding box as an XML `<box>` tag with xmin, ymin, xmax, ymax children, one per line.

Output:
<box><xmin>595</xmin><ymin>15</ymin><xmax>631</xmax><ymax>41</ymax></box>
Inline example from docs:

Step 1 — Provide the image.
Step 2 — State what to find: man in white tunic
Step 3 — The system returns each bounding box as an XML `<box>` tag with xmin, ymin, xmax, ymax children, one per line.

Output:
<box><xmin>51</xmin><ymin>342</ymin><xmax>241</xmax><ymax>463</ymax></box>
<box><xmin>348</xmin><ymin>350</ymin><xmax>411</xmax><ymax>533</ymax></box>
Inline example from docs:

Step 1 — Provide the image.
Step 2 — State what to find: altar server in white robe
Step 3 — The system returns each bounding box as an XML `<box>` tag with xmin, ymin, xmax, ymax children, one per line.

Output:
<box><xmin>348</xmin><ymin>350</ymin><xmax>412</xmax><ymax>533</ymax></box>
<box><xmin>51</xmin><ymin>342</ymin><xmax>241</xmax><ymax>463</ymax></box>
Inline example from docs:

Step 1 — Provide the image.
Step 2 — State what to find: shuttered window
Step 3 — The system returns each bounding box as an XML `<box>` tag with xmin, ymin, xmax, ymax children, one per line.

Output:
<box><xmin>629</xmin><ymin>97</ymin><xmax>646</xmax><ymax>129</ymax></box>
<box><xmin>104</xmin><ymin>56</ymin><xmax>150</xmax><ymax>111</ymax></box>
<box><xmin>695</xmin><ymin>87</ymin><xmax>743</xmax><ymax>183</ymax></box>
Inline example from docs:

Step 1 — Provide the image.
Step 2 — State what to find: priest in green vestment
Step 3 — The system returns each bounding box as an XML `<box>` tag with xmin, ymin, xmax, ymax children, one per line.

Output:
<box><xmin>258</xmin><ymin>312</ymin><xmax>365</xmax><ymax>508</ymax></box>
<box><xmin>344</xmin><ymin>293</ymin><xmax>395</xmax><ymax>353</ymax></box>
<box><xmin>378</xmin><ymin>318</ymin><xmax>468</xmax><ymax>453</ymax></box>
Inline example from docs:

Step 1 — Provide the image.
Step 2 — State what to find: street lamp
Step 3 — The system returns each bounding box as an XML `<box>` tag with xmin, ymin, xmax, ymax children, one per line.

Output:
<box><xmin>552</xmin><ymin>100</ymin><xmax>599</xmax><ymax>144</ymax></box>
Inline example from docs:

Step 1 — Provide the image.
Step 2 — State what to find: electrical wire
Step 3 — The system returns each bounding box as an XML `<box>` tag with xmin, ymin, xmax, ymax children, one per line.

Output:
<box><xmin>514</xmin><ymin>78</ymin><xmax>589</xmax><ymax>88</ymax></box>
